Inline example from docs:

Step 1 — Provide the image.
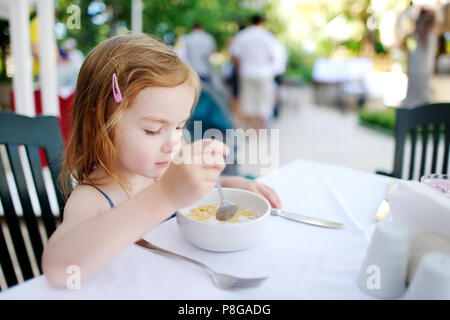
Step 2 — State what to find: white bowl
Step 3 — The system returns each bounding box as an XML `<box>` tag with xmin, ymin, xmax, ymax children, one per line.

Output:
<box><xmin>176</xmin><ymin>188</ymin><xmax>271</xmax><ymax>252</ymax></box>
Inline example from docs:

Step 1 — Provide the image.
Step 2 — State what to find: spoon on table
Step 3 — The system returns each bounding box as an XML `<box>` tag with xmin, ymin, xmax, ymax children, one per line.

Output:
<box><xmin>215</xmin><ymin>178</ymin><xmax>239</xmax><ymax>221</ymax></box>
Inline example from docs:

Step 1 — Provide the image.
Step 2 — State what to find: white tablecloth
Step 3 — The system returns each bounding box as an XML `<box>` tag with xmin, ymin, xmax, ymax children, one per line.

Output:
<box><xmin>0</xmin><ymin>159</ymin><xmax>393</xmax><ymax>299</ymax></box>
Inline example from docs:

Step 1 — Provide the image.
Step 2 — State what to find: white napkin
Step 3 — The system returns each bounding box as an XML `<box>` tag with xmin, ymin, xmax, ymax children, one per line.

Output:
<box><xmin>387</xmin><ymin>180</ymin><xmax>450</xmax><ymax>239</ymax></box>
<box><xmin>387</xmin><ymin>180</ymin><xmax>450</xmax><ymax>294</ymax></box>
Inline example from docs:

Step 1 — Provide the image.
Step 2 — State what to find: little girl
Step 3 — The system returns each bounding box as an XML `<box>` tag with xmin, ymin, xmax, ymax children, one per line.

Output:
<box><xmin>42</xmin><ymin>33</ymin><xmax>281</xmax><ymax>288</ymax></box>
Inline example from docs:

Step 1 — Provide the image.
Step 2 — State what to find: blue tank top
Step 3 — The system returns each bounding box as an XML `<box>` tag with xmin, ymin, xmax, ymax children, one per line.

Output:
<box><xmin>91</xmin><ymin>185</ymin><xmax>176</xmax><ymax>221</ymax></box>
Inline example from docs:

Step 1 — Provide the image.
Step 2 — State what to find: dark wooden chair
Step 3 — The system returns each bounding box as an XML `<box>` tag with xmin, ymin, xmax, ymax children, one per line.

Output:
<box><xmin>377</xmin><ymin>103</ymin><xmax>450</xmax><ymax>180</ymax></box>
<box><xmin>0</xmin><ymin>111</ymin><xmax>65</xmax><ymax>290</ymax></box>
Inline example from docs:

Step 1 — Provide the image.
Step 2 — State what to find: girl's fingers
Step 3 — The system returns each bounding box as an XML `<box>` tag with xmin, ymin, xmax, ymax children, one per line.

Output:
<box><xmin>201</xmin><ymin>139</ymin><xmax>230</xmax><ymax>157</ymax></box>
<box><xmin>202</xmin><ymin>153</ymin><xmax>226</xmax><ymax>169</ymax></box>
<box><xmin>182</xmin><ymin>139</ymin><xmax>228</xmax><ymax>158</ymax></box>
<box><xmin>203</xmin><ymin>167</ymin><xmax>225</xmax><ymax>183</ymax></box>
<box><xmin>257</xmin><ymin>183</ymin><xmax>282</xmax><ymax>209</ymax></box>
<box><xmin>261</xmin><ymin>184</ymin><xmax>281</xmax><ymax>208</ymax></box>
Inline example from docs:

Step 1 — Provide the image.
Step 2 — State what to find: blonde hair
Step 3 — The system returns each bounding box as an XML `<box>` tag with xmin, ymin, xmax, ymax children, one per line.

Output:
<box><xmin>60</xmin><ymin>33</ymin><xmax>201</xmax><ymax>198</ymax></box>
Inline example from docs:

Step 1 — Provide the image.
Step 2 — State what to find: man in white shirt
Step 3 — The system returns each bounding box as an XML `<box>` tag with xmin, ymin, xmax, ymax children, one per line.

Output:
<box><xmin>229</xmin><ymin>14</ymin><xmax>285</xmax><ymax>129</ymax></box>
<box><xmin>179</xmin><ymin>23</ymin><xmax>216</xmax><ymax>82</ymax></box>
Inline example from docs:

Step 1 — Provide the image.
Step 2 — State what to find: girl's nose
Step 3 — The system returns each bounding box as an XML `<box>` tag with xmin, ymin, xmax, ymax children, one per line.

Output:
<box><xmin>161</xmin><ymin>140</ymin><xmax>179</xmax><ymax>153</ymax></box>
<box><xmin>161</xmin><ymin>130</ymin><xmax>182</xmax><ymax>153</ymax></box>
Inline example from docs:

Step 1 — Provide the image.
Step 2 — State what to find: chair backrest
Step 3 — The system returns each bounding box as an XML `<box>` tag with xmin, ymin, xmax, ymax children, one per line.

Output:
<box><xmin>187</xmin><ymin>81</ymin><xmax>235</xmax><ymax>133</ymax></box>
<box><xmin>392</xmin><ymin>103</ymin><xmax>450</xmax><ymax>179</ymax></box>
<box><xmin>0</xmin><ymin>111</ymin><xmax>65</xmax><ymax>290</ymax></box>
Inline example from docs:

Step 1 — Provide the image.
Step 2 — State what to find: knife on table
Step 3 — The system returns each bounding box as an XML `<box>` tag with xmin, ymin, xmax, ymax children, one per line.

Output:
<box><xmin>374</xmin><ymin>180</ymin><xmax>398</xmax><ymax>221</ymax></box>
<box><xmin>271</xmin><ymin>208</ymin><xmax>345</xmax><ymax>229</ymax></box>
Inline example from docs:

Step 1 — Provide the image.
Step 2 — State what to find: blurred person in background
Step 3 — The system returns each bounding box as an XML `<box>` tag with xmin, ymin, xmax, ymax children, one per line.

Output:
<box><xmin>29</xmin><ymin>8</ymin><xmax>61</xmax><ymax>80</ymax></box>
<box><xmin>272</xmin><ymin>39</ymin><xmax>287</xmax><ymax>120</ymax></box>
<box><xmin>57</xmin><ymin>38</ymin><xmax>85</xmax><ymax>90</ymax></box>
<box><xmin>178</xmin><ymin>22</ymin><xmax>216</xmax><ymax>83</ymax></box>
<box><xmin>225</xmin><ymin>24</ymin><xmax>247</xmax><ymax>123</ymax></box>
<box><xmin>62</xmin><ymin>38</ymin><xmax>84</xmax><ymax>72</ymax></box>
<box><xmin>229</xmin><ymin>14</ymin><xmax>284</xmax><ymax>129</ymax></box>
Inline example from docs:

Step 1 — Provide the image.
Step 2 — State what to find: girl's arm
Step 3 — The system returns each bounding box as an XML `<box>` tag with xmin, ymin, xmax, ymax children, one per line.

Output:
<box><xmin>42</xmin><ymin>182</ymin><xmax>176</xmax><ymax>288</ymax></box>
<box><xmin>42</xmin><ymin>139</ymin><xmax>228</xmax><ymax>288</ymax></box>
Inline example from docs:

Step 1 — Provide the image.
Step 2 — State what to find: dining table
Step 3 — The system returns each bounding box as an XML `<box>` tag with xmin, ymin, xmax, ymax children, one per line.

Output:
<box><xmin>0</xmin><ymin>158</ymin><xmax>394</xmax><ymax>300</ymax></box>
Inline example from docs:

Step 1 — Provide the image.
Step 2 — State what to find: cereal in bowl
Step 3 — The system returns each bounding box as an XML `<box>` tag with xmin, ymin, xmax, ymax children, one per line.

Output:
<box><xmin>186</xmin><ymin>204</ymin><xmax>259</xmax><ymax>223</ymax></box>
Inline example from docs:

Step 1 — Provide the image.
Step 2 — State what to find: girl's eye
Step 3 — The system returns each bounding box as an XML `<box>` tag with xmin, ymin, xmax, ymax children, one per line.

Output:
<box><xmin>144</xmin><ymin>129</ymin><xmax>162</xmax><ymax>136</ymax></box>
<box><xmin>145</xmin><ymin>126</ymin><xmax>183</xmax><ymax>136</ymax></box>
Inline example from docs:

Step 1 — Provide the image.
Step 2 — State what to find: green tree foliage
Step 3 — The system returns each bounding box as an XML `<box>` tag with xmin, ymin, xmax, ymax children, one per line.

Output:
<box><xmin>141</xmin><ymin>0</ymin><xmax>255</xmax><ymax>50</ymax></box>
<box><xmin>57</xmin><ymin>0</ymin><xmax>132</xmax><ymax>55</ymax></box>
<box><xmin>57</xmin><ymin>0</ymin><xmax>257</xmax><ymax>55</ymax></box>
<box><xmin>0</xmin><ymin>0</ymin><xmax>412</xmax><ymax>83</ymax></box>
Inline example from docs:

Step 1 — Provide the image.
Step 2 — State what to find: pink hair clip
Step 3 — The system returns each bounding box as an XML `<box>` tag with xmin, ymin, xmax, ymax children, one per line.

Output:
<box><xmin>112</xmin><ymin>72</ymin><xmax>123</xmax><ymax>103</ymax></box>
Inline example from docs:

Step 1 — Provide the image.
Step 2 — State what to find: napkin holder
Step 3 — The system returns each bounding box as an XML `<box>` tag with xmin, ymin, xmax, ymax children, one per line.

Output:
<box><xmin>358</xmin><ymin>180</ymin><xmax>450</xmax><ymax>299</ymax></box>
<box><xmin>357</xmin><ymin>221</ymin><xmax>409</xmax><ymax>299</ymax></box>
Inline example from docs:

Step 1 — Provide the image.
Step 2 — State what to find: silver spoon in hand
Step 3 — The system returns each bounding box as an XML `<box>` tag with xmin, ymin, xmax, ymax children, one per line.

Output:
<box><xmin>215</xmin><ymin>178</ymin><xmax>239</xmax><ymax>221</ymax></box>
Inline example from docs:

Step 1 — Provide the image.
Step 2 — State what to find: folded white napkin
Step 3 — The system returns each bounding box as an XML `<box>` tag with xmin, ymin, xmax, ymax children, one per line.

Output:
<box><xmin>388</xmin><ymin>180</ymin><xmax>450</xmax><ymax>239</ymax></box>
<box><xmin>387</xmin><ymin>180</ymin><xmax>450</xmax><ymax>288</ymax></box>
<box><xmin>359</xmin><ymin>180</ymin><xmax>450</xmax><ymax>299</ymax></box>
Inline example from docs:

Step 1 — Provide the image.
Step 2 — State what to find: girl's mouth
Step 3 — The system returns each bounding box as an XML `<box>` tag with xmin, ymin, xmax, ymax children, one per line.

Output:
<box><xmin>155</xmin><ymin>161</ymin><xmax>169</xmax><ymax>167</ymax></box>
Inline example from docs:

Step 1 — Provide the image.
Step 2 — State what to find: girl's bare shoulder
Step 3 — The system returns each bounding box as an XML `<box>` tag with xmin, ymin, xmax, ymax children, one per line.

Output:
<box><xmin>62</xmin><ymin>184</ymin><xmax>112</xmax><ymax>225</ymax></box>
<box><xmin>48</xmin><ymin>185</ymin><xmax>112</xmax><ymax>244</ymax></box>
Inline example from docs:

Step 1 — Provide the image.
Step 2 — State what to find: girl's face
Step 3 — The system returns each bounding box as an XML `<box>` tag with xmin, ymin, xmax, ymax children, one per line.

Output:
<box><xmin>114</xmin><ymin>81</ymin><xmax>195</xmax><ymax>180</ymax></box>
